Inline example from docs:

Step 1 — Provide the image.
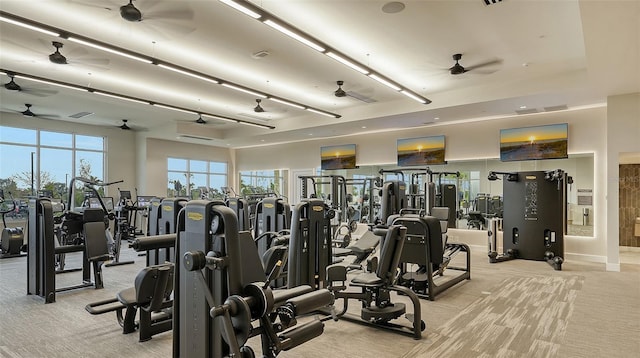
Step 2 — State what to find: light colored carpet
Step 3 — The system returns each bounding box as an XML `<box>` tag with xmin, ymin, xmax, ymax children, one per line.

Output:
<box><xmin>402</xmin><ymin>275</ymin><xmax>584</xmax><ymax>358</ymax></box>
<box><xmin>0</xmin><ymin>246</ymin><xmax>638</xmax><ymax>357</ymax></box>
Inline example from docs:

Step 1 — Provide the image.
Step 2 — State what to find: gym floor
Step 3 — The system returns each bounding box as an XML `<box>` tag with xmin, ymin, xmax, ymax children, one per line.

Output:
<box><xmin>0</xmin><ymin>244</ymin><xmax>638</xmax><ymax>357</ymax></box>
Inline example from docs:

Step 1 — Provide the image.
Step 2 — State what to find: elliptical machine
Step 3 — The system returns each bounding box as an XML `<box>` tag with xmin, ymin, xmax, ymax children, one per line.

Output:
<box><xmin>0</xmin><ymin>189</ymin><xmax>26</xmax><ymax>258</ymax></box>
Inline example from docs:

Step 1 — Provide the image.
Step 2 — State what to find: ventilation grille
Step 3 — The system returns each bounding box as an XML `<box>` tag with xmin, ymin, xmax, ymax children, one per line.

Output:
<box><xmin>483</xmin><ymin>0</ymin><xmax>503</xmax><ymax>5</ymax></box>
<box><xmin>179</xmin><ymin>135</ymin><xmax>212</xmax><ymax>141</ymax></box>
<box><xmin>515</xmin><ymin>108</ymin><xmax>539</xmax><ymax>115</ymax></box>
<box><xmin>69</xmin><ymin>111</ymin><xmax>93</xmax><ymax>119</ymax></box>
<box><xmin>544</xmin><ymin>105</ymin><xmax>568</xmax><ymax>112</ymax></box>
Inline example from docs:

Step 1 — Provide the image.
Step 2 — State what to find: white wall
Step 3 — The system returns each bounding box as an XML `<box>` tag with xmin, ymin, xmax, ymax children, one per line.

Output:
<box><xmin>236</xmin><ymin>106</ymin><xmax>610</xmax><ymax>263</ymax></box>
<box><xmin>606</xmin><ymin>93</ymin><xmax>640</xmax><ymax>271</ymax></box>
<box><xmin>0</xmin><ymin>112</ymin><xmax>136</xmax><ymax>198</ymax></box>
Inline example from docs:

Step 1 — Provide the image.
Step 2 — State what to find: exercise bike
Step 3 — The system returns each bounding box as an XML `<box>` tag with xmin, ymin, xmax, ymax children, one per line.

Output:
<box><xmin>0</xmin><ymin>189</ymin><xmax>26</xmax><ymax>258</ymax></box>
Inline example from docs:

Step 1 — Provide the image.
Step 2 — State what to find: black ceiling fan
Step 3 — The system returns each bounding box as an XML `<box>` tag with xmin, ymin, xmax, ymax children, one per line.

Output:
<box><xmin>254</xmin><ymin>99</ymin><xmax>265</xmax><ymax>113</ymax></box>
<box><xmin>3</xmin><ymin>73</ymin><xmax>58</xmax><ymax>97</ymax></box>
<box><xmin>120</xmin><ymin>0</ymin><xmax>143</xmax><ymax>22</ymax></box>
<box><xmin>333</xmin><ymin>81</ymin><xmax>376</xmax><ymax>103</ymax></box>
<box><xmin>119</xmin><ymin>119</ymin><xmax>131</xmax><ymax>130</ymax></box>
<box><xmin>334</xmin><ymin>81</ymin><xmax>347</xmax><ymax>97</ymax></box>
<box><xmin>195</xmin><ymin>114</ymin><xmax>206</xmax><ymax>124</ymax></box>
<box><xmin>17</xmin><ymin>104</ymin><xmax>60</xmax><ymax>119</ymax></box>
<box><xmin>49</xmin><ymin>42</ymin><xmax>68</xmax><ymax>65</ymax></box>
<box><xmin>449</xmin><ymin>53</ymin><xmax>503</xmax><ymax>75</ymax></box>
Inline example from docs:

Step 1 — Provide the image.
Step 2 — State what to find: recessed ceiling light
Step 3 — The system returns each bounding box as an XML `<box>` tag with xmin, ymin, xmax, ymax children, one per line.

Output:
<box><xmin>520</xmin><ymin>105</ymin><xmax>527</xmax><ymax>109</ymax></box>
<box><xmin>308</xmin><ymin>133</ymin><xmax>313</xmax><ymax>136</ymax></box>
<box><xmin>361</xmin><ymin>126</ymin><xmax>367</xmax><ymax>129</ymax></box>
<box><xmin>382</xmin><ymin>2</ymin><xmax>406</xmax><ymax>14</ymax></box>
<box><xmin>434</xmin><ymin>117</ymin><xmax>440</xmax><ymax>120</ymax></box>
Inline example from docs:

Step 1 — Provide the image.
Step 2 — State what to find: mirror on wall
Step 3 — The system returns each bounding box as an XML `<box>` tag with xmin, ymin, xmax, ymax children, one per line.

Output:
<box><xmin>319</xmin><ymin>154</ymin><xmax>594</xmax><ymax>237</ymax></box>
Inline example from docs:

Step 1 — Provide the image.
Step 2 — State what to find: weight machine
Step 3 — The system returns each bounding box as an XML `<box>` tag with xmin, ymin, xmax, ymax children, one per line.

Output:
<box><xmin>28</xmin><ymin>198</ymin><xmax>110</xmax><ymax>303</ymax></box>
<box><xmin>487</xmin><ymin>170</ymin><xmax>569</xmax><ymax>270</ymax></box>
<box><xmin>0</xmin><ymin>189</ymin><xmax>26</xmax><ymax>258</ymax></box>
<box><xmin>173</xmin><ymin>200</ymin><xmax>334</xmax><ymax>358</ymax></box>
<box><xmin>287</xmin><ymin>198</ymin><xmax>334</xmax><ymax>290</ymax></box>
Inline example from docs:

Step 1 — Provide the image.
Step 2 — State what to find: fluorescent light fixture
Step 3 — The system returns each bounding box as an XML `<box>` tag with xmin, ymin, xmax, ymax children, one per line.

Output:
<box><xmin>219</xmin><ymin>0</ymin><xmax>261</xmax><ymax>19</ymax></box>
<box><xmin>326</xmin><ymin>52</ymin><xmax>369</xmax><ymax>74</ymax></box>
<box><xmin>94</xmin><ymin>91</ymin><xmax>150</xmax><ymax>105</ymax></box>
<box><xmin>400</xmin><ymin>90</ymin><xmax>428</xmax><ymax>104</ymax></box>
<box><xmin>0</xmin><ymin>15</ymin><xmax>60</xmax><ymax>37</ymax></box>
<box><xmin>269</xmin><ymin>97</ymin><xmax>305</xmax><ymax>109</ymax></box>
<box><xmin>238</xmin><ymin>120</ymin><xmax>271</xmax><ymax>129</ymax></box>
<box><xmin>221</xmin><ymin>83</ymin><xmax>267</xmax><ymax>98</ymax></box>
<box><xmin>67</xmin><ymin>37</ymin><xmax>152</xmax><ymax>64</ymax></box>
<box><xmin>201</xmin><ymin>114</ymin><xmax>237</xmax><ymax>124</ymax></box>
<box><xmin>16</xmin><ymin>75</ymin><xmax>85</xmax><ymax>92</ymax></box>
<box><xmin>306</xmin><ymin>108</ymin><xmax>337</xmax><ymax>118</ymax></box>
<box><xmin>263</xmin><ymin>19</ymin><xmax>325</xmax><ymax>52</ymax></box>
<box><xmin>152</xmin><ymin>103</ymin><xmax>197</xmax><ymax>115</ymax></box>
<box><xmin>157</xmin><ymin>64</ymin><xmax>220</xmax><ymax>84</ymax></box>
<box><xmin>368</xmin><ymin>74</ymin><xmax>401</xmax><ymax>91</ymax></box>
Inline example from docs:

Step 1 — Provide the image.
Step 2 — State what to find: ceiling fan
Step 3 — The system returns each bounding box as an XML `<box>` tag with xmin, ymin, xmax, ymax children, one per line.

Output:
<box><xmin>449</xmin><ymin>53</ymin><xmax>503</xmax><ymax>75</ymax></box>
<box><xmin>49</xmin><ymin>41</ymin><xmax>68</xmax><ymax>65</ymax></box>
<box><xmin>3</xmin><ymin>73</ymin><xmax>57</xmax><ymax>97</ymax></box>
<box><xmin>120</xmin><ymin>0</ymin><xmax>143</xmax><ymax>22</ymax></box>
<box><xmin>334</xmin><ymin>81</ymin><xmax>347</xmax><ymax>97</ymax></box>
<box><xmin>334</xmin><ymin>81</ymin><xmax>376</xmax><ymax>103</ymax></box>
<box><xmin>254</xmin><ymin>99</ymin><xmax>265</xmax><ymax>113</ymax></box>
<box><xmin>195</xmin><ymin>114</ymin><xmax>206</xmax><ymax>124</ymax></box>
<box><xmin>119</xmin><ymin>0</ymin><xmax>193</xmax><ymax>22</ymax></box>
<box><xmin>119</xmin><ymin>119</ymin><xmax>131</xmax><ymax>130</ymax></box>
<box><xmin>15</xmin><ymin>104</ymin><xmax>59</xmax><ymax>119</ymax></box>
<box><xmin>43</xmin><ymin>41</ymin><xmax>110</xmax><ymax>69</ymax></box>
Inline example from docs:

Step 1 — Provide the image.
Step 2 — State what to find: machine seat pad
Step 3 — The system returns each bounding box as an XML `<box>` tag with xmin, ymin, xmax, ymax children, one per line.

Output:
<box><xmin>117</xmin><ymin>287</ymin><xmax>137</xmax><ymax>306</ymax></box>
<box><xmin>351</xmin><ymin>272</ymin><xmax>383</xmax><ymax>286</ymax></box>
<box><xmin>333</xmin><ymin>248</ymin><xmax>352</xmax><ymax>257</ymax></box>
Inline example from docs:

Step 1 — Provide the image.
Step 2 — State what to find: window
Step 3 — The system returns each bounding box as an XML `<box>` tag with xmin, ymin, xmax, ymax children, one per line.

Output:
<box><xmin>0</xmin><ymin>126</ymin><xmax>105</xmax><ymax>203</ymax></box>
<box><xmin>239</xmin><ymin>170</ymin><xmax>287</xmax><ymax>198</ymax></box>
<box><xmin>167</xmin><ymin>158</ymin><xmax>227</xmax><ymax>199</ymax></box>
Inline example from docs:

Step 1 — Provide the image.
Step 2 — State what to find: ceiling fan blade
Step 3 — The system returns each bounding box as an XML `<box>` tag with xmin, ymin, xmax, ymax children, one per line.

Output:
<box><xmin>465</xmin><ymin>58</ymin><xmax>503</xmax><ymax>71</ymax></box>
<box><xmin>144</xmin><ymin>9</ymin><xmax>195</xmax><ymax>21</ymax></box>
<box><xmin>20</xmin><ymin>88</ymin><xmax>59</xmax><ymax>97</ymax></box>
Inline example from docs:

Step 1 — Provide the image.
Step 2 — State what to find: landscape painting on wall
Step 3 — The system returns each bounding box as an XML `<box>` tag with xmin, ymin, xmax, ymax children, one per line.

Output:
<box><xmin>321</xmin><ymin>144</ymin><xmax>357</xmax><ymax>170</ymax></box>
<box><xmin>397</xmin><ymin>135</ymin><xmax>446</xmax><ymax>166</ymax></box>
<box><xmin>500</xmin><ymin>123</ymin><xmax>568</xmax><ymax>162</ymax></box>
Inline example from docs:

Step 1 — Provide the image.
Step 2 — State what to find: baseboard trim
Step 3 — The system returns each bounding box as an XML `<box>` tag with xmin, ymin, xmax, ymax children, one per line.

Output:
<box><xmin>620</xmin><ymin>246</ymin><xmax>640</xmax><ymax>252</ymax></box>
<box><xmin>564</xmin><ymin>252</ymin><xmax>606</xmax><ymax>264</ymax></box>
<box><xmin>606</xmin><ymin>262</ymin><xmax>621</xmax><ymax>272</ymax></box>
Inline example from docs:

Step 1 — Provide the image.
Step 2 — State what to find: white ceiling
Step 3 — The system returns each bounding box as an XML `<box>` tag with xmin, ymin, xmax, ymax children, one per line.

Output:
<box><xmin>0</xmin><ymin>0</ymin><xmax>638</xmax><ymax>148</ymax></box>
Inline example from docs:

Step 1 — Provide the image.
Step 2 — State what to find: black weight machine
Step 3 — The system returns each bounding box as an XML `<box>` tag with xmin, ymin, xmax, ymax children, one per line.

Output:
<box><xmin>426</xmin><ymin>170</ymin><xmax>461</xmax><ymax>229</ymax></box>
<box><xmin>227</xmin><ymin>196</ymin><xmax>251</xmax><ymax>231</ymax></box>
<box><xmin>326</xmin><ymin>224</ymin><xmax>426</xmax><ymax>339</ymax></box>
<box><xmin>253</xmin><ymin>197</ymin><xmax>291</xmax><ymax>255</ymax></box>
<box><xmin>374</xmin><ymin>175</ymin><xmax>471</xmax><ymax>300</ymax></box>
<box><xmin>286</xmin><ymin>198</ymin><xmax>335</xmax><ymax>290</ymax></box>
<box><xmin>28</xmin><ymin>198</ymin><xmax>110</xmax><ymax>303</ymax></box>
<box><xmin>486</xmin><ymin>170</ymin><xmax>570</xmax><ymax>270</ymax></box>
<box><xmin>390</xmin><ymin>212</ymin><xmax>471</xmax><ymax>301</ymax></box>
<box><xmin>0</xmin><ymin>189</ymin><xmax>26</xmax><ymax>258</ymax></box>
<box><xmin>85</xmin><ymin>262</ymin><xmax>175</xmax><ymax>342</ymax></box>
<box><xmin>174</xmin><ymin>200</ymin><xmax>334</xmax><ymax>358</ymax></box>
<box><xmin>152</xmin><ymin>197</ymin><xmax>187</xmax><ymax>264</ymax></box>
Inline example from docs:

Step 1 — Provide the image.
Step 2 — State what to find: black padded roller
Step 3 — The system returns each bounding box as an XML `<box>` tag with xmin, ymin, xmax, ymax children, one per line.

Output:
<box><xmin>284</xmin><ymin>289</ymin><xmax>334</xmax><ymax>316</ymax></box>
<box><xmin>279</xmin><ymin>319</ymin><xmax>324</xmax><ymax>351</ymax></box>
<box><xmin>129</xmin><ymin>234</ymin><xmax>176</xmax><ymax>251</ymax></box>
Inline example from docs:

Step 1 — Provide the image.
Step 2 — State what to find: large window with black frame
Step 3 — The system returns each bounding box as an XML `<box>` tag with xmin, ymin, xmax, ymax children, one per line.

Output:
<box><xmin>166</xmin><ymin>158</ymin><xmax>227</xmax><ymax>199</ymax></box>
